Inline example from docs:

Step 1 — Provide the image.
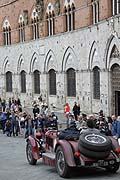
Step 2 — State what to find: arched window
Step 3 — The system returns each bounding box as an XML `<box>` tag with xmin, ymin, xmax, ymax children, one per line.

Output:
<box><xmin>67</xmin><ymin>68</ymin><xmax>76</xmax><ymax>97</ymax></box>
<box><xmin>3</xmin><ymin>19</ymin><xmax>11</xmax><ymax>45</ymax></box>
<box><xmin>64</xmin><ymin>3</ymin><xmax>75</xmax><ymax>32</ymax></box>
<box><xmin>112</xmin><ymin>0</ymin><xmax>120</xmax><ymax>15</ymax></box>
<box><xmin>34</xmin><ymin>70</ymin><xmax>40</xmax><ymax>94</ymax></box>
<box><xmin>46</xmin><ymin>3</ymin><xmax>55</xmax><ymax>36</ymax></box>
<box><xmin>20</xmin><ymin>70</ymin><xmax>26</xmax><ymax>93</ymax></box>
<box><xmin>92</xmin><ymin>0</ymin><xmax>99</xmax><ymax>24</ymax></box>
<box><xmin>110</xmin><ymin>45</ymin><xmax>120</xmax><ymax>58</ymax></box>
<box><xmin>49</xmin><ymin>69</ymin><xmax>56</xmax><ymax>95</ymax></box>
<box><xmin>31</xmin><ymin>9</ymin><xmax>39</xmax><ymax>40</ymax></box>
<box><xmin>6</xmin><ymin>71</ymin><xmax>12</xmax><ymax>92</ymax></box>
<box><xmin>18</xmin><ymin>15</ymin><xmax>25</xmax><ymax>42</ymax></box>
<box><xmin>93</xmin><ymin>66</ymin><xmax>100</xmax><ymax>99</ymax></box>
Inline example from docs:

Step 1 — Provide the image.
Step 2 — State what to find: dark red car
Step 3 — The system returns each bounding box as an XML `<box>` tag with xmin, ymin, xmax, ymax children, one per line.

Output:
<box><xmin>26</xmin><ymin>129</ymin><xmax>120</xmax><ymax>178</ymax></box>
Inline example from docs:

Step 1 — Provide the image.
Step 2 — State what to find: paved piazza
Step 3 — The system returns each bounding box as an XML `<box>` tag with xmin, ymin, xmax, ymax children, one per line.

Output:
<box><xmin>0</xmin><ymin>132</ymin><xmax>120</xmax><ymax>180</ymax></box>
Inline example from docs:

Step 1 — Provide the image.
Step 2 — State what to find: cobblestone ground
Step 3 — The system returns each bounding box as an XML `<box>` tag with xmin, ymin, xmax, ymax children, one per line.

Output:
<box><xmin>0</xmin><ymin>132</ymin><xmax>120</xmax><ymax>180</ymax></box>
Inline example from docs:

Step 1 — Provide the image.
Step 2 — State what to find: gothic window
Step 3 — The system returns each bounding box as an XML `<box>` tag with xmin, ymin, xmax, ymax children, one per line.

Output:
<box><xmin>112</xmin><ymin>0</ymin><xmax>120</xmax><ymax>15</ymax></box>
<box><xmin>110</xmin><ymin>45</ymin><xmax>120</xmax><ymax>58</ymax></box>
<box><xmin>3</xmin><ymin>19</ymin><xmax>11</xmax><ymax>45</ymax></box>
<box><xmin>64</xmin><ymin>3</ymin><xmax>75</xmax><ymax>32</ymax></box>
<box><xmin>67</xmin><ymin>68</ymin><xmax>76</xmax><ymax>97</ymax></box>
<box><xmin>6</xmin><ymin>71</ymin><xmax>12</xmax><ymax>92</ymax></box>
<box><xmin>46</xmin><ymin>3</ymin><xmax>55</xmax><ymax>36</ymax></box>
<box><xmin>46</xmin><ymin>12</ymin><xmax>55</xmax><ymax>36</ymax></box>
<box><xmin>31</xmin><ymin>9</ymin><xmax>39</xmax><ymax>39</ymax></box>
<box><xmin>92</xmin><ymin>0</ymin><xmax>99</xmax><ymax>24</ymax></box>
<box><xmin>34</xmin><ymin>70</ymin><xmax>40</xmax><ymax>94</ymax></box>
<box><xmin>93</xmin><ymin>66</ymin><xmax>100</xmax><ymax>99</ymax></box>
<box><xmin>20</xmin><ymin>70</ymin><xmax>26</xmax><ymax>93</ymax></box>
<box><xmin>49</xmin><ymin>69</ymin><xmax>56</xmax><ymax>95</ymax></box>
<box><xmin>18</xmin><ymin>15</ymin><xmax>25</xmax><ymax>42</ymax></box>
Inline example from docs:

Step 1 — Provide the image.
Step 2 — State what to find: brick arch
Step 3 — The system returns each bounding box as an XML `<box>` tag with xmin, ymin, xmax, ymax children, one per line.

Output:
<box><xmin>62</xmin><ymin>46</ymin><xmax>78</xmax><ymax>72</ymax></box>
<box><xmin>44</xmin><ymin>49</ymin><xmax>57</xmax><ymax>72</ymax></box>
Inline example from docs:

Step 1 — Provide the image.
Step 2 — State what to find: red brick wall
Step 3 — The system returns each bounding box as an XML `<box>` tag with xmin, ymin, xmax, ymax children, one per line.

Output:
<box><xmin>0</xmin><ymin>0</ymin><xmax>113</xmax><ymax>45</ymax></box>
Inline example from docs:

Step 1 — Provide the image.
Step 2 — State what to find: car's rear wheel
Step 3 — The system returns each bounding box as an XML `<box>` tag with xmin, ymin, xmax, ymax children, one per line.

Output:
<box><xmin>26</xmin><ymin>142</ymin><xmax>37</xmax><ymax>165</ymax></box>
<box><xmin>106</xmin><ymin>162</ymin><xmax>120</xmax><ymax>173</ymax></box>
<box><xmin>55</xmin><ymin>146</ymin><xmax>70</xmax><ymax>178</ymax></box>
<box><xmin>79</xmin><ymin>131</ymin><xmax>112</xmax><ymax>152</ymax></box>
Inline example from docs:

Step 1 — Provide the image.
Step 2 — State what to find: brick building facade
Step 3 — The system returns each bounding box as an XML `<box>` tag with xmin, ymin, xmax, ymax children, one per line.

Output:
<box><xmin>0</xmin><ymin>0</ymin><xmax>120</xmax><ymax>116</ymax></box>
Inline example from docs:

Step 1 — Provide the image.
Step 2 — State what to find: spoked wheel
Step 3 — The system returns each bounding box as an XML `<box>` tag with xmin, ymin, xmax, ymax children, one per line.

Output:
<box><xmin>55</xmin><ymin>146</ymin><xmax>70</xmax><ymax>178</ymax></box>
<box><xmin>106</xmin><ymin>162</ymin><xmax>120</xmax><ymax>173</ymax></box>
<box><xmin>26</xmin><ymin>142</ymin><xmax>37</xmax><ymax>165</ymax></box>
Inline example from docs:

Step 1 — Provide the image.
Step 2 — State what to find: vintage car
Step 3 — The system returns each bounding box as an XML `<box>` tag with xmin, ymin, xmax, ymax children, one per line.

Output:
<box><xmin>26</xmin><ymin>129</ymin><xmax>120</xmax><ymax>178</ymax></box>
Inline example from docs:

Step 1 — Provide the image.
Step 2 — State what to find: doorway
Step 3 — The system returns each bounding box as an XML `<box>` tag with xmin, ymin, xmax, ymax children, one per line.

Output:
<box><xmin>115</xmin><ymin>91</ymin><xmax>120</xmax><ymax>116</ymax></box>
<box><xmin>111</xmin><ymin>64</ymin><xmax>120</xmax><ymax>116</ymax></box>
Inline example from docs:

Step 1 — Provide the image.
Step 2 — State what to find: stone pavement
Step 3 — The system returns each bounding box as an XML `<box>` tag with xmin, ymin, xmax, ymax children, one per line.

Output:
<box><xmin>0</xmin><ymin>132</ymin><xmax>120</xmax><ymax>180</ymax></box>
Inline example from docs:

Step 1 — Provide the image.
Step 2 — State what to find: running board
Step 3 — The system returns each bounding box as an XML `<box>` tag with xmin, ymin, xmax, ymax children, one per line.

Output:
<box><xmin>42</xmin><ymin>152</ymin><xmax>55</xmax><ymax>167</ymax></box>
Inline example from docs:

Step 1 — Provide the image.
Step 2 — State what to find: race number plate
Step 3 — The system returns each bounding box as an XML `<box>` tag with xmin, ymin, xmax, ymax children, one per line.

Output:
<box><xmin>98</xmin><ymin>160</ymin><xmax>108</xmax><ymax>166</ymax></box>
<box><xmin>93</xmin><ymin>160</ymin><xmax>109</xmax><ymax>167</ymax></box>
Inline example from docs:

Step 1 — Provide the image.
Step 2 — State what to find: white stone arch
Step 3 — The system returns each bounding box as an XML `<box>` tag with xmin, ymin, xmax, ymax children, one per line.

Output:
<box><xmin>2</xmin><ymin>18</ymin><xmax>10</xmax><ymax>29</ymax></box>
<box><xmin>88</xmin><ymin>41</ymin><xmax>101</xmax><ymax>70</ymax></box>
<box><xmin>2</xmin><ymin>57</ymin><xmax>11</xmax><ymax>73</ymax></box>
<box><xmin>31</xmin><ymin>8</ymin><xmax>38</xmax><ymax>19</ymax></box>
<box><xmin>44</xmin><ymin>50</ymin><xmax>58</xmax><ymax>72</ymax></box>
<box><xmin>62</xmin><ymin>46</ymin><xmax>78</xmax><ymax>71</ymax></box>
<box><xmin>17</xmin><ymin>54</ymin><xmax>25</xmax><ymax>73</ymax></box>
<box><xmin>105</xmin><ymin>35</ymin><xmax>120</xmax><ymax>70</ymax></box>
<box><xmin>46</xmin><ymin>3</ymin><xmax>54</xmax><ymax>14</ymax></box>
<box><xmin>30</xmin><ymin>52</ymin><xmax>39</xmax><ymax>73</ymax></box>
<box><xmin>64</xmin><ymin>0</ymin><xmax>75</xmax><ymax>8</ymax></box>
<box><xmin>18</xmin><ymin>14</ymin><xmax>24</xmax><ymax>24</ymax></box>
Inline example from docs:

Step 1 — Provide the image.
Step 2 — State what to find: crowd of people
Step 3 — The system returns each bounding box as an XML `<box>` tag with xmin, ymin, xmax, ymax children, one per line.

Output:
<box><xmin>0</xmin><ymin>98</ymin><xmax>58</xmax><ymax>138</ymax></box>
<box><xmin>64</xmin><ymin>102</ymin><xmax>120</xmax><ymax>140</ymax></box>
<box><xmin>0</xmin><ymin>98</ymin><xmax>120</xmax><ymax>141</ymax></box>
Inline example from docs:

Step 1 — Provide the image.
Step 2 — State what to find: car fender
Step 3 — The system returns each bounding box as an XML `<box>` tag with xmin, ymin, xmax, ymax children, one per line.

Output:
<box><xmin>55</xmin><ymin>140</ymin><xmax>76</xmax><ymax>167</ymax></box>
<box><xmin>27</xmin><ymin>136</ymin><xmax>40</xmax><ymax>160</ymax></box>
<box><xmin>109</xmin><ymin>136</ymin><xmax>119</xmax><ymax>149</ymax></box>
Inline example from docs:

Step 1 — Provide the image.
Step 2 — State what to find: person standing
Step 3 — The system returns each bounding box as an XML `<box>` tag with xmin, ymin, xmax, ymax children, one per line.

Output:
<box><xmin>111</xmin><ymin>115</ymin><xmax>120</xmax><ymax>139</ymax></box>
<box><xmin>64</xmin><ymin>103</ymin><xmax>70</xmax><ymax>117</ymax></box>
<box><xmin>72</xmin><ymin>102</ymin><xmax>78</xmax><ymax>120</ymax></box>
<box><xmin>33</xmin><ymin>104</ymin><xmax>40</xmax><ymax>119</ymax></box>
<box><xmin>10</xmin><ymin>111</ymin><xmax>17</xmax><ymax>136</ymax></box>
<box><xmin>77</xmin><ymin>103</ymin><xmax>81</xmax><ymax>116</ymax></box>
<box><xmin>64</xmin><ymin>103</ymin><xmax>70</xmax><ymax>128</ymax></box>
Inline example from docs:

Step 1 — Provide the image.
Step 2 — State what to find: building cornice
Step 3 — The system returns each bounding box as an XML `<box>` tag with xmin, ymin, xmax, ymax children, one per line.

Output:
<box><xmin>0</xmin><ymin>0</ymin><xmax>18</xmax><ymax>8</ymax></box>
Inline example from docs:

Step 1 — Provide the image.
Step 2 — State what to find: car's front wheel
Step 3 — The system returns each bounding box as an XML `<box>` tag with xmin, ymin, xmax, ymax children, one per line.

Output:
<box><xmin>55</xmin><ymin>146</ymin><xmax>70</xmax><ymax>178</ymax></box>
<box><xmin>26</xmin><ymin>142</ymin><xmax>37</xmax><ymax>165</ymax></box>
<box><xmin>106</xmin><ymin>162</ymin><xmax>120</xmax><ymax>173</ymax></box>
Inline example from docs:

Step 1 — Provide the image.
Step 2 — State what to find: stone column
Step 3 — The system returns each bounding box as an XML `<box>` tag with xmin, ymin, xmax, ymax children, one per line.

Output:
<box><xmin>51</xmin><ymin>18</ymin><xmax>54</xmax><ymax>35</ymax></box>
<box><xmin>113</xmin><ymin>0</ymin><xmax>115</xmax><ymax>15</ymax></box>
<box><xmin>48</xmin><ymin>19</ymin><xmax>51</xmax><ymax>36</ymax></box>
<box><xmin>71</xmin><ymin>11</ymin><xmax>73</xmax><ymax>31</ymax></box>
<box><xmin>67</xmin><ymin>11</ymin><xmax>69</xmax><ymax>31</ymax></box>
<box><xmin>96</xmin><ymin>1</ymin><xmax>99</xmax><ymax>23</ymax></box>
<box><xmin>56</xmin><ymin>71</ymin><xmax>65</xmax><ymax>109</ymax></box>
<box><xmin>92</xmin><ymin>3</ymin><xmax>95</xmax><ymax>24</ymax></box>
